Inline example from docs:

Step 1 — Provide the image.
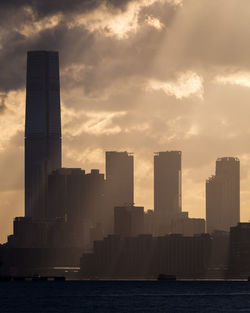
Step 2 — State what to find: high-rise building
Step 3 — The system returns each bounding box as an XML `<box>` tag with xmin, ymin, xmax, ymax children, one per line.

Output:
<box><xmin>25</xmin><ymin>51</ymin><xmax>61</xmax><ymax>219</ymax></box>
<box><xmin>47</xmin><ymin>168</ymin><xmax>85</xmax><ymax>220</ymax></box>
<box><xmin>154</xmin><ymin>151</ymin><xmax>182</xmax><ymax>217</ymax></box>
<box><xmin>206</xmin><ymin>175</ymin><xmax>222</xmax><ymax>233</ymax></box>
<box><xmin>105</xmin><ymin>151</ymin><xmax>134</xmax><ymax>234</ymax></box>
<box><xmin>228</xmin><ymin>223</ymin><xmax>250</xmax><ymax>278</ymax></box>
<box><xmin>206</xmin><ymin>157</ymin><xmax>240</xmax><ymax>233</ymax></box>
<box><xmin>114</xmin><ymin>205</ymin><xmax>144</xmax><ymax>237</ymax></box>
<box><xmin>106</xmin><ymin>151</ymin><xmax>134</xmax><ymax>205</ymax></box>
<box><xmin>85</xmin><ymin>169</ymin><xmax>106</xmax><ymax>226</ymax></box>
<box><xmin>47</xmin><ymin>168</ymin><xmax>105</xmax><ymax>226</ymax></box>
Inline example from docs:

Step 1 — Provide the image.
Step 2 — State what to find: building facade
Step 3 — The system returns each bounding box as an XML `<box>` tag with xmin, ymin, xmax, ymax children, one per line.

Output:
<box><xmin>206</xmin><ymin>157</ymin><xmax>240</xmax><ymax>233</ymax></box>
<box><xmin>80</xmin><ymin>233</ymin><xmax>211</xmax><ymax>279</ymax></box>
<box><xmin>228</xmin><ymin>223</ymin><xmax>250</xmax><ymax>278</ymax></box>
<box><xmin>154</xmin><ymin>151</ymin><xmax>182</xmax><ymax>217</ymax></box>
<box><xmin>106</xmin><ymin>151</ymin><xmax>134</xmax><ymax>206</ymax></box>
<box><xmin>105</xmin><ymin>151</ymin><xmax>134</xmax><ymax>232</ymax></box>
<box><xmin>25</xmin><ymin>51</ymin><xmax>62</xmax><ymax>219</ymax></box>
<box><xmin>114</xmin><ymin>205</ymin><xmax>144</xmax><ymax>237</ymax></box>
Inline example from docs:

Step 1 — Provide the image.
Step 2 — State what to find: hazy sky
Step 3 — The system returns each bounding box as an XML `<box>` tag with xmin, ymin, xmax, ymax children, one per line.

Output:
<box><xmin>0</xmin><ymin>0</ymin><xmax>250</xmax><ymax>242</ymax></box>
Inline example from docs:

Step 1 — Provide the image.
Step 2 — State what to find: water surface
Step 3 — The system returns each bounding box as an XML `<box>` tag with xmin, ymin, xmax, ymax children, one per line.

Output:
<box><xmin>1</xmin><ymin>281</ymin><xmax>250</xmax><ymax>313</ymax></box>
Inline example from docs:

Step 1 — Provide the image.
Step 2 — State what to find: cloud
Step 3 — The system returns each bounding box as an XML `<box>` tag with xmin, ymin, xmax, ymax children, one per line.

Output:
<box><xmin>0</xmin><ymin>93</ymin><xmax>7</xmax><ymax>114</ymax></box>
<box><xmin>0</xmin><ymin>90</ymin><xmax>25</xmax><ymax>150</ymax></box>
<box><xmin>0</xmin><ymin>0</ymin><xmax>125</xmax><ymax>24</ymax></box>
<box><xmin>216</xmin><ymin>72</ymin><xmax>250</xmax><ymax>88</ymax></box>
<box><xmin>0</xmin><ymin>0</ymin><xmax>181</xmax><ymax>93</ymax></box>
<box><xmin>71</xmin><ymin>0</ymin><xmax>172</xmax><ymax>39</ymax></box>
<box><xmin>148</xmin><ymin>71</ymin><xmax>204</xmax><ymax>99</ymax></box>
<box><xmin>145</xmin><ymin>16</ymin><xmax>164</xmax><ymax>30</ymax></box>
<box><xmin>63</xmin><ymin>109</ymin><xmax>127</xmax><ymax>136</ymax></box>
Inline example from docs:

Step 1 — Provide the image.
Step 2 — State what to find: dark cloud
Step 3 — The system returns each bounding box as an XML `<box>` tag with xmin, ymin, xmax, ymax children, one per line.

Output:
<box><xmin>2</xmin><ymin>0</ymin><xmax>250</xmax><ymax>93</ymax></box>
<box><xmin>0</xmin><ymin>2</ymin><xmax>171</xmax><ymax>92</ymax></box>
<box><xmin>0</xmin><ymin>0</ymin><xmax>132</xmax><ymax>23</ymax></box>
<box><xmin>0</xmin><ymin>21</ymin><xmax>95</xmax><ymax>91</ymax></box>
<box><xmin>0</xmin><ymin>93</ymin><xmax>7</xmax><ymax>113</ymax></box>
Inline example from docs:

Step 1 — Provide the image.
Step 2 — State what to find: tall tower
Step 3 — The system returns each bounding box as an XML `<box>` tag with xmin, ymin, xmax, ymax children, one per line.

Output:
<box><xmin>206</xmin><ymin>157</ymin><xmax>240</xmax><ymax>233</ymax></box>
<box><xmin>25</xmin><ymin>51</ymin><xmax>62</xmax><ymax>219</ymax></box>
<box><xmin>106</xmin><ymin>151</ymin><xmax>134</xmax><ymax>207</ymax></box>
<box><xmin>105</xmin><ymin>151</ymin><xmax>134</xmax><ymax>233</ymax></box>
<box><xmin>154</xmin><ymin>151</ymin><xmax>182</xmax><ymax>217</ymax></box>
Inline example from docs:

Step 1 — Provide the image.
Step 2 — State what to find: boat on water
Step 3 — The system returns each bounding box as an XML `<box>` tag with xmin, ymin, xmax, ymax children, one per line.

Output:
<box><xmin>157</xmin><ymin>274</ymin><xmax>176</xmax><ymax>281</ymax></box>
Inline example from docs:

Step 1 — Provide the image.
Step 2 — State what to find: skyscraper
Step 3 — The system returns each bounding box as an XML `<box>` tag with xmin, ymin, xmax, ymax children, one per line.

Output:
<box><xmin>106</xmin><ymin>151</ymin><xmax>134</xmax><ymax>207</ymax></box>
<box><xmin>25</xmin><ymin>51</ymin><xmax>62</xmax><ymax>219</ymax></box>
<box><xmin>105</xmin><ymin>151</ymin><xmax>134</xmax><ymax>233</ymax></box>
<box><xmin>154</xmin><ymin>151</ymin><xmax>182</xmax><ymax>217</ymax></box>
<box><xmin>206</xmin><ymin>157</ymin><xmax>240</xmax><ymax>233</ymax></box>
<box><xmin>47</xmin><ymin>168</ymin><xmax>85</xmax><ymax>220</ymax></box>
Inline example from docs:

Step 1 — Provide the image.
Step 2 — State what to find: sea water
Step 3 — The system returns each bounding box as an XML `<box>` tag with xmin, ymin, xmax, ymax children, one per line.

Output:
<box><xmin>1</xmin><ymin>280</ymin><xmax>250</xmax><ymax>313</ymax></box>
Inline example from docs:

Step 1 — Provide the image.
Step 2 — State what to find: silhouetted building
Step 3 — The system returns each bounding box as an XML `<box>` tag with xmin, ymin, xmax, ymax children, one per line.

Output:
<box><xmin>9</xmin><ymin>215</ymin><xmax>91</xmax><ymax>250</ymax></box>
<box><xmin>154</xmin><ymin>151</ymin><xmax>182</xmax><ymax>217</ymax></box>
<box><xmin>171</xmin><ymin>212</ymin><xmax>205</xmax><ymax>236</ymax></box>
<box><xmin>145</xmin><ymin>209</ymin><xmax>205</xmax><ymax>237</ymax></box>
<box><xmin>65</xmin><ymin>168</ymin><xmax>87</xmax><ymax>225</ymax></box>
<box><xmin>144</xmin><ymin>210</ymin><xmax>156</xmax><ymax>235</ymax></box>
<box><xmin>80</xmin><ymin>233</ymin><xmax>211</xmax><ymax>279</ymax></box>
<box><xmin>114</xmin><ymin>205</ymin><xmax>144</xmax><ymax>237</ymax></box>
<box><xmin>25</xmin><ymin>51</ymin><xmax>61</xmax><ymax>219</ymax></box>
<box><xmin>47</xmin><ymin>168</ymin><xmax>84</xmax><ymax>220</ymax></box>
<box><xmin>206</xmin><ymin>175</ymin><xmax>221</xmax><ymax>232</ymax></box>
<box><xmin>3</xmin><ymin>247</ymin><xmax>84</xmax><ymax>278</ymax></box>
<box><xmin>47</xmin><ymin>168</ymin><xmax>106</xmax><ymax>246</ymax></box>
<box><xmin>85</xmin><ymin>169</ymin><xmax>106</xmax><ymax>227</ymax></box>
<box><xmin>10</xmin><ymin>217</ymin><xmax>65</xmax><ymax>248</ymax></box>
<box><xmin>105</xmin><ymin>151</ymin><xmax>134</xmax><ymax>232</ymax></box>
<box><xmin>206</xmin><ymin>157</ymin><xmax>240</xmax><ymax>233</ymax></box>
<box><xmin>106</xmin><ymin>151</ymin><xmax>134</xmax><ymax>206</ymax></box>
<box><xmin>228</xmin><ymin>223</ymin><xmax>250</xmax><ymax>278</ymax></box>
<box><xmin>48</xmin><ymin>168</ymin><xmax>105</xmax><ymax>225</ymax></box>
<box><xmin>208</xmin><ymin>231</ymin><xmax>229</xmax><ymax>278</ymax></box>
<box><xmin>9</xmin><ymin>167</ymin><xmax>108</xmax><ymax>250</ymax></box>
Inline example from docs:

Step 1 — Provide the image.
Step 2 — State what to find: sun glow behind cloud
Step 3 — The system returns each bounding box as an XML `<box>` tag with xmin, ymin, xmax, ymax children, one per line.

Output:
<box><xmin>0</xmin><ymin>90</ymin><xmax>24</xmax><ymax>150</ymax></box>
<box><xmin>145</xmin><ymin>16</ymin><xmax>164</xmax><ymax>30</ymax></box>
<box><xmin>72</xmin><ymin>2</ymin><xmax>143</xmax><ymax>39</ymax></box>
<box><xmin>65</xmin><ymin>147</ymin><xmax>104</xmax><ymax>167</ymax></box>
<box><xmin>63</xmin><ymin>110</ymin><xmax>127</xmax><ymax>136</ymax></box>
<box><xmin>70</xmin><ymin>0</ymin><xmax>179</xmax><ymax>39</ymax></box>
<box><xmin>17</xmin><ymin>8</ymin><xmax>62</xmax><ymax>37</ymax></box>
<box><xmin>216</xmin><ymin>72</ymin><xmax>250</xmax><ymax>88</ymax></box>
<box><xmin>148</xmin><ymin>72</ymin><xmax>204</xmax><ymax>99</ymax></box>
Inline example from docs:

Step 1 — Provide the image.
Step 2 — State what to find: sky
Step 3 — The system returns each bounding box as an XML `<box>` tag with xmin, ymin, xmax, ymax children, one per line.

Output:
<box><xmin>0</xmin><ymin>0</ymin><xmax>250</xmax><ymax>242</ymax></box>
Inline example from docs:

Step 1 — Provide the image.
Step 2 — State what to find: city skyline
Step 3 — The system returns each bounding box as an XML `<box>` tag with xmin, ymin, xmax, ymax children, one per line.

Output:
<box><xmin>3</xmin><ymin>3</ymin><xmax>250</xmax><ymax>312</ymax></box>
<box><xmin>1</xmin><ymin>0</ymin><xmax>250</xmax><ymax>242</ymax></box>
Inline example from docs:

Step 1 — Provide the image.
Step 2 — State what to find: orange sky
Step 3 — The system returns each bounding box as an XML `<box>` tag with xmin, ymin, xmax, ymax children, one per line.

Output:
<box><xmin>1</xmin><ymin>0</ymin><xmax>250</xmax><ymax>242</ymax></box>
